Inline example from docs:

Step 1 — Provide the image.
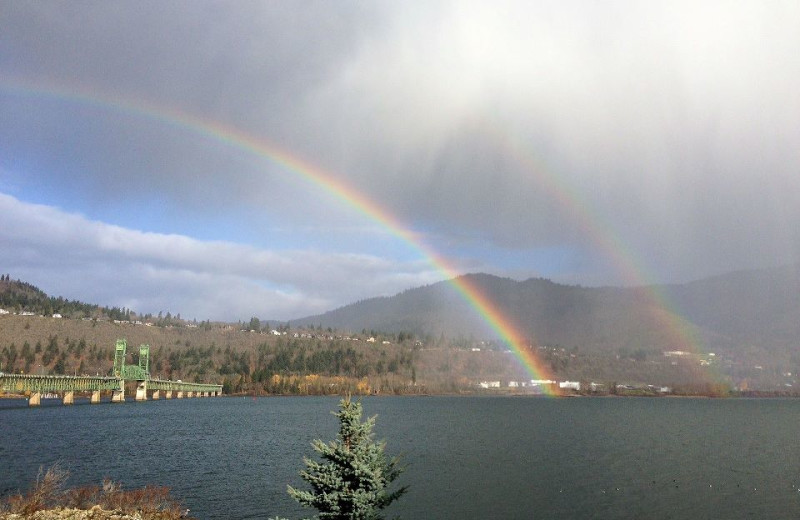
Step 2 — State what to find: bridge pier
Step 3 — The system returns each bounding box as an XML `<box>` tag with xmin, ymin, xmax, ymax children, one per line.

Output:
<box><xmin>165</xmin><ymin>390</ymin><xmax>173</xmax><ymax>399</ymax></box>
<box><xmin>111</xmin><ymin>388</ymin><xmax>125</xmax><ymax>403</ymax></box>
<box><xmin>135</xmin><ymin>381</ymin><xmax>147</xmax><ymax>401</ymax></box>
<box><xmin>29</xmin><ymin>392</ymin><xmax>41</xmax><ymax>407</ymax></box>
<box><xmin>91</xmin><ymin>390</ymin><xmax>101</xmax><ymax>404</ymax></box>
<box><xmin>63</xmin><ymin>391</ymin><xmax>74</xmax><ymax>405</ymax></box>
<box><xmin>152</xmin><ymin>390</ymin><xmax>160</xmax><ymax>400</ymax></box>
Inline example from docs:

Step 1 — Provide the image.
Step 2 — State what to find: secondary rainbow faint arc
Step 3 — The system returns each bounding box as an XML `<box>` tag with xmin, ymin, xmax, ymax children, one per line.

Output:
<box><xmin>0</xmin><ymin>78</ymin><xmax>556</xmax><ymax>391</ymax></box>
<box><xmin>494</xmin><ymin>125</ymin><xmax>719</xmax><ymax>383</ymax></box>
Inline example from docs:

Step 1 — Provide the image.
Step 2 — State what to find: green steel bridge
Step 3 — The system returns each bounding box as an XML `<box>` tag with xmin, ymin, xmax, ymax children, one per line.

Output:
<box><xmin>0</xmin><ymin>339</ymin><xmax>222</xmax><ymax>406</ymax></box>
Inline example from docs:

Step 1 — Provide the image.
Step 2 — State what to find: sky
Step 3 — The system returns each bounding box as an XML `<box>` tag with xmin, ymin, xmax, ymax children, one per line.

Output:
<box><xmin>1</xmin><ymin>1</ymin><xmax>799</xmax><ymax>322</ymax></box>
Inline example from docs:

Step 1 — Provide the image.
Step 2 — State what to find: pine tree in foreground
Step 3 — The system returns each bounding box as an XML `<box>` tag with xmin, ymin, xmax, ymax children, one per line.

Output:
<box><xmin>281</xmin><ymin>397</ymin><xmax>407</xmax><ymax>520</ymax></box>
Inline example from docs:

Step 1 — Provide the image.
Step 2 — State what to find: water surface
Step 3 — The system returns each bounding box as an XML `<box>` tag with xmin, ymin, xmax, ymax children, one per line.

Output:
<box><xmin>2</xmin><ymin>396</ymin><xmax>800</xmax><ymax>519</ymax></box>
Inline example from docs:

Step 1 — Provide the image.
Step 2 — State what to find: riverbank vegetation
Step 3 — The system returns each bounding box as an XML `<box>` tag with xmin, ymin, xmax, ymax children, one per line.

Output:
<box><xmin>0</xmin><ymin>465</ymin><xmax>192</xmax><ymax>519</ymax></box>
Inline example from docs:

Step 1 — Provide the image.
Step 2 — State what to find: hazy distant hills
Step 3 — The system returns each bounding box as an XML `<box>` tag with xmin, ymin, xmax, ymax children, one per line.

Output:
<box><xmin>293</xmin><ymin>264</ymin><xmax>800</xmax><ymax>354</ymax></box>
<box><xmin>663</xmin><ymin>264</ymin><xmax>800</xmax><ymax>346</ymax></box>
<box><xmin>5</xmin><ymin>263</ymin><xmax>798</xmax><ymax>357</ymax></box>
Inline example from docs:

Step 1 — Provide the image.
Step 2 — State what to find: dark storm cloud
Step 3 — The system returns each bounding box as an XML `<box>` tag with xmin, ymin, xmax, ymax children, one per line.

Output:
<box><xmin>2</xmin><ymin>0</ymin><xmax>799</xmax><ymax>292</ymax></box>
<box><xmin>293</xmin><ymin>1</ymin><xmax>800</xmax><ymax>282</ymax></box>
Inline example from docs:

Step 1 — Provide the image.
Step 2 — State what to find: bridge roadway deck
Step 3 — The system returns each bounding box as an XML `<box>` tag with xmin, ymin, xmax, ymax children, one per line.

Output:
<box><xmin>0</xmin><ymin>373</ymin><xmax>120</xmax><ymax>393</ymax></box>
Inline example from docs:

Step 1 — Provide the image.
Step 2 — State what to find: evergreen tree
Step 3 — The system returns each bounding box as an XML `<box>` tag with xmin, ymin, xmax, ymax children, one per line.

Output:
<box><xmin>284</xmin><ymin>398</ymin><xmax>406</xmax><ymax>520</ymax></box>
<box><xmin>249</xmin><ymin>316</ymin><xmax>261</xmax><ymax>332</ymax></box>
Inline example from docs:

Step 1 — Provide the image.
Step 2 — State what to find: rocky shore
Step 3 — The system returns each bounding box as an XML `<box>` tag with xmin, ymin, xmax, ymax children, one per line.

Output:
<box><xmin>0</xmin><ymin>505</ymin><xmax>180</xmax><ymax>519</ymax></box>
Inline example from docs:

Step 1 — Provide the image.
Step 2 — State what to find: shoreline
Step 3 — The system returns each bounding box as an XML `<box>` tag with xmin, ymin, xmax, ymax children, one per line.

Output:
<box><xmin>5</xmin><ymin>390</ymin><xmax>800</xmax><ymax>403</ymax></box>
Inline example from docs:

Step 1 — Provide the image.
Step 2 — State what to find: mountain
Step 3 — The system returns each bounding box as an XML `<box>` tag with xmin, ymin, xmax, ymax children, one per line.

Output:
<box><xmin>292</xmin><ymin>264</ymin><xmax>800</xmax><ymax>355</ymax></box>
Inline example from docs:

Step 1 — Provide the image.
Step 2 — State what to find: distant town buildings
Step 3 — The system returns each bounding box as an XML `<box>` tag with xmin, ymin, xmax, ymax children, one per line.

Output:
<box><xmin>559</xmin><ymin>381</ymin><xmax>581</xmax><ymax>391</ymax></box>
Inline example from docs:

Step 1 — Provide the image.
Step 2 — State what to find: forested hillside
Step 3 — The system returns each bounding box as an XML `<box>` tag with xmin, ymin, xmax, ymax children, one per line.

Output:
<box><xmin>3</xmin><ymin>265</ymin><xmax>800</xmax><ymax>394</ymax></box>
<box><xmin>294</xmin><ymin>264</ymin><xmax>800</xmax><ymax>356</ymax></box>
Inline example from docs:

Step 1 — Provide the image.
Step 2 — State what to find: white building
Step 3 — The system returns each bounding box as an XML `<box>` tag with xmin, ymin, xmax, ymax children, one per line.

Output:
<box><xmin>664</xmin><ymin>351</ymin><xmax>690</xmax><ymax>357</ymax></box>
<box><xmin>559</xmin><ymin>381</ymin><xmax>581</xmax><ymax>391</ymax></box>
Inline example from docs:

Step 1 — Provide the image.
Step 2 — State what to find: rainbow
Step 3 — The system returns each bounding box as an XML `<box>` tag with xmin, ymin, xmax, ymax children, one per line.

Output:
<box><xmin>0</xmin><ymin>77</ymin><xmax>558</xmax><ymax>392</ymax></box>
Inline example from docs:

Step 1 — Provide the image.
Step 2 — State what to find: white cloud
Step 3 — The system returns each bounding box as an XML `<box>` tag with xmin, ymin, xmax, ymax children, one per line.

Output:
<box><xmin>0</xmin><ymin>193</ymin><xmax>442</xmax><ymax>320</ymax></box>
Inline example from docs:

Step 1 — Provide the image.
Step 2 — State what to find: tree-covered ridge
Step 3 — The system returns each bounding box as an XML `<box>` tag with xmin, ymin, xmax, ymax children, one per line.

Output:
<box><xmin>0</xmin><ymin>277</ymin><xmax>131</xmax><ymax>321</ymax></box>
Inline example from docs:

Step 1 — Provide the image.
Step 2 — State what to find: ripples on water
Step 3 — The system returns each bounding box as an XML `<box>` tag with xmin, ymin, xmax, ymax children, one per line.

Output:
<box><xmin>2</xmin><ymin>396</ymin><xmax>800</xmax><ymax>519</ymax></box>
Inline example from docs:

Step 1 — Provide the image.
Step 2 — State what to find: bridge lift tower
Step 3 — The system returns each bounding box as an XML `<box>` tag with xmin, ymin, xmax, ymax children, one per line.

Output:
<box><xmin>112</xmin><ymin>339</ymin><xmax>150</xmax><ymax>402</ymax></box>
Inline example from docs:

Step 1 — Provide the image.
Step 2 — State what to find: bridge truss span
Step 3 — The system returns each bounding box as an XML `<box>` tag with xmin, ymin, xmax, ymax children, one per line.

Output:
<box><xmin>0</xmin><ymin>339</ymin><xmax>223</xmax><ymax>406</ymax></box>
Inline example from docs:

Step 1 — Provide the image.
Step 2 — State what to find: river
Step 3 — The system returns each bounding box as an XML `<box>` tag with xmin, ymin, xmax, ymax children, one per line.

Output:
<box><xmin>2</xmin><ymin>396</ymin><xmax>800</xmax><ymax>519</ymax></box>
